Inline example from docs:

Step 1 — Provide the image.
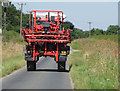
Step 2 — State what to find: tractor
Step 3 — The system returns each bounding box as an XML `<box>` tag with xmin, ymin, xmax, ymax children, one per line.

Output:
<box><xmin>21</xmin><ymin>10</ymin><xmax>74</xmax><ymax>71</ymax></box>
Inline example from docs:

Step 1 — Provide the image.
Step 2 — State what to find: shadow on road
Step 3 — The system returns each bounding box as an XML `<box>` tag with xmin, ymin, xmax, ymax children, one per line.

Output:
<box><xmin>28</xmin><ymin>64</ymin><xmax>73</xmax><ymax>72</ymax></box>
<box><xmin>32</xmin><ymin>64</ymin><xmax>73</xmax><ymax>72</ymax></box>
<box><xmin>34</xmin><ymin>69</ymin><xmax>70</xmax><ymax>72</ymax></box>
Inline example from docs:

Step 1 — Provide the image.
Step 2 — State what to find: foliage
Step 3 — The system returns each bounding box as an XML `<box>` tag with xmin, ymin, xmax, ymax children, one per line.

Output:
<box><xmin>106</xmin><ymin>25</ymin><xmax>119</xmax><ymax>35</ymax></box>
<box><xmin>90</xmin><ymin>35</ymin><xmax>118</xmax><ymax>42</ymax></box>
<box><xmin>2</xmin><ymin>37</ymin><xmax>25</xmax><ymax>77</ymax></box>
<box><xmin>70</xmin><ymin>28</ymin><xmax>85</xmax><ymax>40</ymax></box>
<box><xmin>63</xmin><ymin>21</ymin><xmax>73</xmax><ymax>30</ymax></box>
<box><xmin>69</xmin><ymin>38</ymin><xmax>118</xmax><ymax>89</ymax></box>
<box><xmin>91</xmin><ymin>28</ymin><xmax>104</xmax><ymax>35</ymax></box>
<box><xmin>2</xmin><ymin>30</ymin><xmax>23</xmax><ymax>43</ymax></box>
<box><xmin>2</xmin><ymin>56</ymin><xmax>26</xmax><ymax>77</ymax></box>
<box><xmin>2</xmin><ymin>4</ymin><xmax>29</xmax><ymax>32</ymax></box>
<box><xmin>2</xmin><ymin>4</ymin><xmax>28</xmax><ymax>78</ymax></box>
<box><xmin>63</xmin><ymin>21</ymin><xmax>119</xmax><ymax>41</ymax></box>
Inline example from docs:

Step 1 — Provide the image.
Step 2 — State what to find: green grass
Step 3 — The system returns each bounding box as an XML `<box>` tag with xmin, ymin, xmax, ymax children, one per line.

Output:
<box><xmin>2</xmin><ymin>56</ymin><xmax>26</xmax><ymax>77</ymax></box>
<box><xmin>2</xmin><ymin>31</ymin><xmax>26</xmax><ymax>78</ymax></box>
<box><xmin>2</xmin><ymin>30</ymin><xmax>24</xmax><ymax>43</ymax></box>
<box><xmin>89</xmin><ymin>35</ymin><xmax>118</xmax><ymax>42</ymax></box>
<box><xmin>69</xmin><ymin>38</ymin><xmax>118</xmax><ymax>89</ymax></box>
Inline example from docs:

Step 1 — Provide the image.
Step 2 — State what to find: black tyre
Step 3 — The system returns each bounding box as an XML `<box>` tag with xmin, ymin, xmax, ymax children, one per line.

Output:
<box><xmin>27</xmin><ymin>61</ymin><xmax>36</xmax><ymax>71</ymax></box>
<box><xmin>58</xmin><ymin>61</ymin><xmax>66</xmax><ymax>72</ymax></box>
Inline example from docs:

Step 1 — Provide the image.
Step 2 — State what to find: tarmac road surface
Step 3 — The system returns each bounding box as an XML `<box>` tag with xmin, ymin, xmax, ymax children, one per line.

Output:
<box><xmin>1</xmin><ymin>57</ymin><xmax>73</xmax><ymax>90</ymax></box>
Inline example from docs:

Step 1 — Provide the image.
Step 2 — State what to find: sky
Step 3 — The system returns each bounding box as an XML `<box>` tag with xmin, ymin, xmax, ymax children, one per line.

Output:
<box><xmin>10</xmin><ymin>1</ymin><xmax>118</xmax><ymax>31</ymax></box>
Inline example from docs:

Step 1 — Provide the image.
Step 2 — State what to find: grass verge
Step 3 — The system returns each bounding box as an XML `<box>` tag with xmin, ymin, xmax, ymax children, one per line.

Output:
<box><xmin>2</xmin><ymin>56</ymin><xmax>26</xmax><ymax>77</ymax></box>
<box><xmin>68</xmin><ymin>38</ymin><xmax>118</xmax><ymax>89</ymax></box>
<box><xmin>2</xmin><ymin>31</ymin><xmax>26</xmax><ymax>78</ymax></box>
<box><xmin>89</xmin><ymin>35</ymin><xmax>118</xmax><ymax>42</ymax></box>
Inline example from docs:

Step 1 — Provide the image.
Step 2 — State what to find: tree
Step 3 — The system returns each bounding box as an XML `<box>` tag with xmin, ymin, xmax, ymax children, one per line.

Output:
<box><xmin>2</xmin><ymin>4</ymin><xmax>29</xmax><ymax>32</ymax></box>
<box><xmin>91</xmin><ymin>28</ymin><xmax>104</xmax><ymax>35</ymax></box>
<box><xmin>6</xmin><ymin>23</ymin><xmax>14</xmax><ymax>31</ymax></box>
<box><xmin>91</xmin><ymin>28</ymin><xmax>95</xmax><ymax>35</ymax></box>
<box><xmin>63</xmin><ymin>21</ymin><xmax>74</xmax><ymax>30</ymax></box>
<box><xmin>84</xmin><ymin>31</ymin><xmax>89</xmax><ymax>37</ymax></box>
<box><xmin>95</xmin><ymin>28</ymin><xmax>103</xmax><ymax>35</ymax></box>
<box><xmin>107</xmin><ymin>25</ymin><xmax>119</xmax><ymax>35</ymax></box>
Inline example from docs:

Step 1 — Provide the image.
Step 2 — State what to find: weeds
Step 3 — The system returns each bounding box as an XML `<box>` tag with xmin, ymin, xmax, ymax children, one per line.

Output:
<box><xmin>69</xmin><ymin>38</ymin><xmax>118</xmax><ymax>89</ymax></box>
<box><xmin>2</xmin><ymin>56</ymin><xmax>26</xmax><ymax>77</ymax></box>
<box><xmin>2</xmin><ymin>31</ymin><xmax>26</xmax><ymax>77</ymax></box>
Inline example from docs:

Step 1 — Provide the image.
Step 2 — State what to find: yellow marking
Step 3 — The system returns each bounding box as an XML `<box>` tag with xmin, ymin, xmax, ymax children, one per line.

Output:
<box><xmin>61</xmin><ymin>51</ymin><xmax>66</xmax><ymax>55</ymax></box>
<box><xmin>28</xmin><ymin>51</ymin><xmax>30</xmax><ymax>53</ymax></box>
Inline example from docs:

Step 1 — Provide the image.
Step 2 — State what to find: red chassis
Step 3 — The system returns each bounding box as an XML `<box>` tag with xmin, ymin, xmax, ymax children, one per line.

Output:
<box><xmin>21</xmin><ymin>10</ymin><xmax>73</xmax><ymax>71</ymax></box>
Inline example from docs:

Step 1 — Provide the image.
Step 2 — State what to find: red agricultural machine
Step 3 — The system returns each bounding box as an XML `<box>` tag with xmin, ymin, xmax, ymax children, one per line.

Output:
<box><xmin>21</xmin><ymin>10</ymin><xmax>74</xmax><ymax>71</ymax></box>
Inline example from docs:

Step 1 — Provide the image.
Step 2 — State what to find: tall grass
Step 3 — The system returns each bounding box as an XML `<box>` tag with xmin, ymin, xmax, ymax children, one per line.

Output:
<box><xmin>2</xmin><ymin>42</ymin><xmax>24</xmax><ymax>61</ymax></box>
<box><xmin>90</xmin><ymin>35</ymin><xmax>118</xmax><ymax>42</ymax></box>
<box><xmin>69</xmin><ymin>38</ymin><xmax>118</xmax><ymax>89</ymax></box>
<box><xmin>2</xmin><ymin>56</ymin><xmax>26</xmax><ymax>77</ymax></box>
<box><xmin>2</xmin><ymin>30</ymin><xmax>23</xmax><ymax>43</ymax></box>
<box><xmin>2</xmin><ymin>31</ymin><xmax>26</xmax><ymax>77</ymax></box>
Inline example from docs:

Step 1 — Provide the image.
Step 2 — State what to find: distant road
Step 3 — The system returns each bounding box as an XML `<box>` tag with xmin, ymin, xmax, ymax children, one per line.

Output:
<box><xmin>1</xmin><ymin>57</ymin><xmax>73</xmax><ymax>90</ymax></box>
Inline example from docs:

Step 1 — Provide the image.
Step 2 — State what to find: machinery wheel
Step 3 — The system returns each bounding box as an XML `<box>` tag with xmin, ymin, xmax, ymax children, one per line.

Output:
<box><xmin>58</xmin><ymin>61</ymin><xmax>66</xmax><ymax>72</ymax></box>
<box><xmin>27</xmin><ymin>61</ymin><xmax>36</xmax><ymax>71</ymax></box>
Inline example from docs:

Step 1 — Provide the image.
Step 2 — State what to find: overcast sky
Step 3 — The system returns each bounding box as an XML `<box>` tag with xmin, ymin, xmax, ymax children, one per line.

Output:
<box><xmin>10</xmin><ymin>1</ymin><xmax>118</xmax><ymax>31</ymax></box>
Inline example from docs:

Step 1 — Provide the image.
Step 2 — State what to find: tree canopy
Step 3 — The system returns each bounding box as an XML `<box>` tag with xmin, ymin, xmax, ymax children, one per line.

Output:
<box><xmin>2</xmin><ymin>4</ymin><xmax>29</xmax><ymax>32</ymax></box>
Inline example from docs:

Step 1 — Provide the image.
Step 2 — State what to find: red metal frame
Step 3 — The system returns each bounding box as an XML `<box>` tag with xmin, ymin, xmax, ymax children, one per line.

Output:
<box><xmin>21</xmin><ymin>10</ymin><xmax>71</xmax><ymax>62</ymax></box>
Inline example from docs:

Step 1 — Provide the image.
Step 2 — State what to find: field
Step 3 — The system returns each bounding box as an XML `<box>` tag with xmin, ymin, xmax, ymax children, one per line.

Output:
<box><xmin>68</xmin><ymin>36</ymin><xmax>118</xmax><ymax>89</ymax></box>
<box><xmin>89</xmin><ymin>35</ymin><xmax>118</xmax><ymax>42</ymax></box>
<box><xmin>1</xmin><ymin>31</ymin><xmax>26</xmax><ymax>77</ymax></box>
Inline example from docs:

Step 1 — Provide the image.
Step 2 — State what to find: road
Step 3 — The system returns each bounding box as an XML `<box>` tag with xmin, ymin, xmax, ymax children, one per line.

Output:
<box><xmin>1</xmin><ymin>57</ymin><xmax>73</xmax><ymax>90</ymax></box>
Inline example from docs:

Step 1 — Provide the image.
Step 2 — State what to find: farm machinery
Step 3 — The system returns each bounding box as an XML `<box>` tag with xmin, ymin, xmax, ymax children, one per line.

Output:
<box><xmin>21</xmin><ymin>10</ymin><xmax>74</xmax><ymax>71</ymax></box>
